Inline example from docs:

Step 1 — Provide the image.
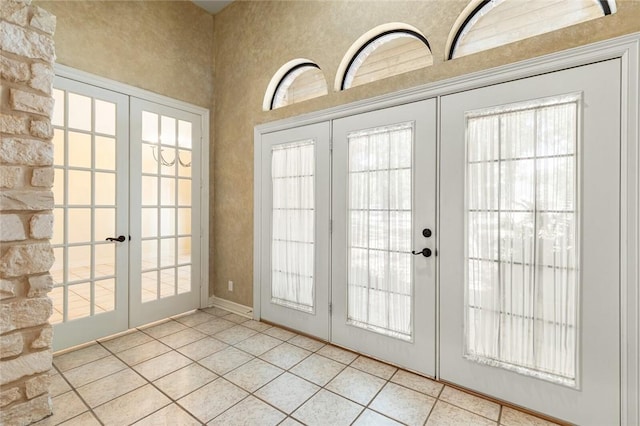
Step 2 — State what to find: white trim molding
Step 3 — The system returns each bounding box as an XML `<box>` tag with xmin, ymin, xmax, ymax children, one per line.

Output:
<box><xmin>208</xmin><ymin>296</ymin><xmax>253</xmax><ymax>319</ymax></box>
<box><xmin>254</xmin><ymin>32</ymin><xmax>640</xmax><ymax>425</ymax></box>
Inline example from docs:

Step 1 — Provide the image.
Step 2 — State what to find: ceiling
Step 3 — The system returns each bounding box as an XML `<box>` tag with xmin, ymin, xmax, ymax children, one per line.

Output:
<box><xmin>191</xmin><ymin>0</ymin><xmax>234</xmax><ymax>14</ymax></box>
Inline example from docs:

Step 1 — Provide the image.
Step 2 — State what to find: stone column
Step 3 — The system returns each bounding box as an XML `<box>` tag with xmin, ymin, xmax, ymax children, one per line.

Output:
<box><xmin>0</xmin><ymin>0</ymin><xmax>56</xmax><ymax>424</ymax></box>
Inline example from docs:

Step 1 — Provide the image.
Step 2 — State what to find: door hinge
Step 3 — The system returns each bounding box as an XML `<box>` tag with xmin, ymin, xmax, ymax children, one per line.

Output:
<box><xmin>329</xmin><ymin>219</ymin><xmax>333</xmax><ymax>234</ymax></box>
<box><xmin>329</xmin><ymin>138</ymin><xmax>333</xmax><ymax>153</ymax></box>
<box><xmin>329</xmin><ymin>303</ymin><xmax>332</xmax><ymax>314</ymax></box>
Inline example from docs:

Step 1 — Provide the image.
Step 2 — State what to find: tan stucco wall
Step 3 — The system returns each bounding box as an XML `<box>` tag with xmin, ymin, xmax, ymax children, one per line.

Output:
<box><xmin>34</xmin><ymin>0</ymin><xmax>214</xmax><ymax>109</ymax></box>
<box><xmin>213</xmin><ymin>1</ymin><xmax>640</xmax><ymax>307</ymax></box>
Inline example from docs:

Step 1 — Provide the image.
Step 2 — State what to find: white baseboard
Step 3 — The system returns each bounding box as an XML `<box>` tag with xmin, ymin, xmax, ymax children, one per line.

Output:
<box><xmin>208</xmin><ymin>296</ymin><xmax>253</xmax><ymax>318</ymax></box>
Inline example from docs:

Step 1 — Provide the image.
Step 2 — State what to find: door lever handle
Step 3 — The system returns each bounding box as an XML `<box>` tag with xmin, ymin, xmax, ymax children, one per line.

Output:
<box><xmin>411</xmin><ymin>248</ymin><xmax>432</xmax><ymax>257</ymax></box>
<box><xmin>106</xmin><ymin>235</ymin><xmax>126</xmax><ymax>242</ymax></box>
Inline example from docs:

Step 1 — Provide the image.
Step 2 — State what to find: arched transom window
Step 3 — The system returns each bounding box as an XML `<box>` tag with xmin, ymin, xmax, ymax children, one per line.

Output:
<box><xmin>338</xmin><ymin>25</ymin><xmax>433</xmax><ymax>90</ymax></box>
<box><xmin>265</xmin><ymin>60</ymin><xmax>328</xmax><ymax>110</ymax></box>
<box><xmin>448</xmin><ymin>0</ymin><xmax>616</xmax><ymax>59</ymax></box>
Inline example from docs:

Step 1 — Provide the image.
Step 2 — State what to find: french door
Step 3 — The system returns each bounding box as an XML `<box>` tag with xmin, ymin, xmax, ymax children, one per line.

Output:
<box><xmin>331</xmin><ymin>100</ymin><xmax>437</xmax><ymax>376</ymax></box>
<box><xmin>439</xmin><ymin>59</ymin><xmax>621</xmax><ymax>425</ymax></box>
<box><xmin>259</xmin><ymin>122</ymin><xmax>331</xmax><ymax>339</ymax></box>
<box><xmin>51</xmin><ymin>77</ymin><xmax>202</xmax><ymax>350</ymax></box>
<box><xmin>51</xmin><ymin>77</ymin><xmax>129</xmax><ymax>350</ymax></box>
<box><xmin>259</xmin><ymin>101</ymin><xmax>436</xmax><ymax>375</ymax></box>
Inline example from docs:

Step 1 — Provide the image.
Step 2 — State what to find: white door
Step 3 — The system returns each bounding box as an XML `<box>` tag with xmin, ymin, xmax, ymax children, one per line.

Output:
<box><xmin>259</xmin><ymin>122</ymin><xmax>331</xmax><ymax>339</ymax></box>
<box><xmin>332</xmin><ymin>100</ymin><xmax>437</xmax><ymax>376</ymax></box>
<box><xmin>439</xmin><ymin>59</ymin><xmax>621</xmax><ymax>425</ymax></box>
<box><xmin>50</xmin><ymin>77</ymin><xmax>129</xmax><ymax>350</ymax></box>
<box><xmin>129</xmin><ymin>98</ymin><xmax>202</xmax><ymax>327</ymax></box>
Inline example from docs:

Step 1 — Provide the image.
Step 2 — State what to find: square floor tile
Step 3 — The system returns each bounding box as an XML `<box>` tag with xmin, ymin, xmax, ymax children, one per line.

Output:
<box><xmin>58</xmin><ymin>411</ymin><xmax>101</xmax><ymax>426</ymax></box>
<box><xmin>178</xmin><ymin>336</ymin><xmax>229</xmax><ymax>360</ymax></box>
<box><xmin>34</xmin><ymin>391</ymin><xmax>88</xmax><ymax>425</ymax></box>
<box><xmin>139</xmin><ymin>320</ymin><xmax>188</xmax><ymax>339</ymax></box>
<box><xmin>289</xmin><ymin>335</ymin><xmax>325</xmax><ymax>352</ymax></box>
<box><xmin>351</xmin><ymin>355</ymin><xmax>397</xmax><ymax>380</ymax></box>
<box><xmin>222</xmin><ymin>313</ymin><xmax>250</xmax><ymax>324</ymax></box>
<box><xmin>100</xmin><ymin>331</ymin><xmax>153</xmax><ymax>353</ymax></box>
<box><xmin>263</xmin><ymin>327</ymin><xmax>297</xmax><ymax>341</ymax></box>
<box><xmin>317</xmin><ymin>345</ymin><xmax>358</xmax><ymax>364</ymax></box>
<box><xmin>154</xmin><ymin>363</ymin><xmax>217</xmax><ymax>399</ymax></box>
<box><xmin>174</xmin><ymin>311</ymin><xmax>215</xmax><ymax>327</ymax></box>
<box><xmin>326</xmin><ymin>366</ymin><xmax>386</xmax><ymax>405</ymax></box>
<box><xmin>440</xmin><ymin>386</ymin><xmax>500</xmax><ymax>421</ymax></box>
<box><xmin>194</xmin><ymin>317</ymin><xmax>236</xmax><ymax>335</ymax></box>
<box><xmin>370</xmin><ymin>382</ymin><xmax>435</xmax><ymax>425</ymax></box>
<box><xmin>63</xmin><ymin>355</ymin><xmax>127</xmax><ymax>388</ymax></box>
<box><xmin>353</xmin><ymin>409</ymin><xmax>402</xmax><ymax>426</ymax></box>
<box><xmin>76</xmin><ymin>368</ymin><xmax>146</xmax><ymax>407</ymax></box>
<box><xmin>390</xmin><ymin>369</ymin><xmax>443</xmax><ymax>398</ymax></box>
<box><xmin>159</xmin><ymin>328</ymin><xmax>207</xmax><ymax>348</ymax></box>
<box><xmin>117</xmin><ymin>340</ymin><xmax>171</xmax><ymax>366</ymax></box>
<box><xmin>255</xmin><ymin>372</ymin><xmax>320</xmax><ymax>414</ymax></box>
<box><xmin>49</xmin><ymin>373</ymin><xmax>72</xmax><ymax>397</ymax></box>
<box><xmin>426</xmin><ymin>401</ymin><xmax>497</xmax><ymax>426</ymax></box>
<box><xmin>500</xmin><ymin>407</ymin><xmax>560</xmax><ymax>426</ymax></box>
<box><xmin>259</xmin><ymin>342</ymin><xmax>311</xmax><ymax>370</ymax></box>
<box><xmin>208</xmin><ymin>395</ymin><xmax>285</xmax><ymax>426</ymax></box>
<box><xmin>214</xmin><ymin>325</ymin><xmax>258</xmax><ymax>344</ymax></box>
<box><xmin>93</xmin><ymin>384</ymin><xmax>171</xmax><ymax>425</ymax></box>
<box><xmin>133</xmin><ymin>351</ymin><xmax>192</xmax><ymax>381</ymax></box>
<box><xmin>290</xmin><ymin>353</ymin><xmax>345</xmax><ymax>386</ymax></box>
<box><xmin>241</xmin><ymin>320</ymin><xmax>272</xmax><ymax>332</ymax></box>
<box><xmin>177</xmin><ymin>378</ymin><xmax>248</xmax><ymax>423</ymax></box>
<box><xmin>223</xmin><ymin>358</ymin><xmax>283</xmax><ymax>392</ymax></box>
<box><xmin>133</xmin><ymin>404</ymin><xmax>200</xmax><ymax>425</ymax></box>
<box><xmin>199</xmin><ymin>346</ymin><xmax>254</xmax><ymax>375</ymax></box>
<box><xmin>292</xmin><ymin>389</ymin><xmax>363</xmax><ymax>426</ymax></box>
<box><xmin>54</xmin><ymin>344</ymin><xmax>110</xmax><ymax>371</ymax></box>
<box><xmin>234</xmin><ymin>333</ymin><xmax>282</xmax><ymax>356</ymax></box>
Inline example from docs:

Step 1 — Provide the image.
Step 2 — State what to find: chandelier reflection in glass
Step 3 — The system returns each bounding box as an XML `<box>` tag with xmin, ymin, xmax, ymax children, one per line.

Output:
<box><xmin>150</xmin><ymin>146</ymin><xmax>191</xmax><ymax>168</ymax></box>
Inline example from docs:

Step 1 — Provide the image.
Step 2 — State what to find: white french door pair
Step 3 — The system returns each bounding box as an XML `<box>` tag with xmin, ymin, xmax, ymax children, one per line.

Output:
<box><xmin>259</xmin><ymin>59</ymin><xmax>621</xmax><ymax>424</ymax></box>
<box><xmin>260</xmin><ymin>100</ymin><xmax>437</xmax><ymax>376</ymax></box>
<box><xmin>50</xmin><ymin>77</ymin><xmax>202</xmax><ymax>351</ymax></box>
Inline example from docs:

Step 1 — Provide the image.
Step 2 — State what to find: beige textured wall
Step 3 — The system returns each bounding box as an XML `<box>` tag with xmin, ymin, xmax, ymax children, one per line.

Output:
<box><xmin>33</xmin><ymin>0</ymin><xmax>214</xmax><ymax>108</ymax></box>
<box><xmin>213</xmin><ymin>1</ymin><xmax>640</xmax><ymax>307</ymax></box>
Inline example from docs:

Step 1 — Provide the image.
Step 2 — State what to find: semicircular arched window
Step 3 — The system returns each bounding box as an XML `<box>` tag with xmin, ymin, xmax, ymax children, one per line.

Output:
<box><xmin>339</xmin><ymin>27</ymin><xmax>433</xmax><ymax>90</ymax></box>
<box><xmin>264</xmin><ymin>60</ymin><xmax>328</xmax><ymax>110</ymax></box>
<box><xmin>447</xmin><ymin>0</ymin><xmax>616</xmax><ymax>59</ymax></box>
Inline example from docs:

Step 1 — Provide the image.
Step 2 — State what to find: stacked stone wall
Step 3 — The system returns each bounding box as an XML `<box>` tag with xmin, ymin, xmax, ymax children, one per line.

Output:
<box><xmin>0</xmin><ymin>0</ymin><xmax>56</xmax><ymax>424</ymax></box>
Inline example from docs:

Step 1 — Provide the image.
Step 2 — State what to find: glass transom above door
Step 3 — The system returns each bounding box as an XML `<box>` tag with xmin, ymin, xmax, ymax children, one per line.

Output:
<box><xmin>271</xmin><ymin>139</ymin><xmax>316</xmax><ymax>313</ymax></box>
<box><xmin>347</xmin><ymin>122</ymin><xmax>414</xmax><ymax>341</ymax></box>
<box><xmin>465</xmin><ymin>94</ymin><xmax>580</xmax><ymax>386</ymax></box>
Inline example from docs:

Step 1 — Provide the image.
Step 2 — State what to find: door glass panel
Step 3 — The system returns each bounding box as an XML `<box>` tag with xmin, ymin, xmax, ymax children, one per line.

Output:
<box><xmin>51</xmin><ymin>85</ymin><xmax>122</xmax><ymax>326</ymax></box>
<box><xmin>138</xmin><ymin>110</ymin><xmax>194</xmax><ymax>302</ymax></box>
<box><xmin>271</xmin><ymin>140</ymin><xmax>315</xmax><ymax>312</ymax></box>
<box><xmin>464</xmin><ymin>95</ymin><xmax>579</xmax><ymax>386</ymax></box>
<box><xmin>347</xmin><ymin>123</ymin><xmax>413</xmax><ymax>340</ymax></box>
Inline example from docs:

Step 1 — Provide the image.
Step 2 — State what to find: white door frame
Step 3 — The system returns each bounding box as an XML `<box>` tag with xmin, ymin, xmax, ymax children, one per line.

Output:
<box><xmin>253</xmin><ymin>32</ymin><xmax>640</xmax><ymax>425</ymax></box>
<box><xmin>54</xmin><ymin>64</ymin><xmax>211</xmax><ymax>311</ymax></box>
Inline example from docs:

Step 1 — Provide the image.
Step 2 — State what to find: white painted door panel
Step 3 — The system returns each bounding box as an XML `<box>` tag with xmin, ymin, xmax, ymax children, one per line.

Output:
<box><xmin>439</xmin><ymin>59</ymin><xmax>621</xmax><ymax>425</ymax></box>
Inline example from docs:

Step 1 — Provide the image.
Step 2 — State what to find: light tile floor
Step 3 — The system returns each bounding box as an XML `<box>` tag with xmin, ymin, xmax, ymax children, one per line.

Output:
<box><xmin>40</xmin><ymin>308</ymin><xmax>561</xmax><ymax>426</ymax></box>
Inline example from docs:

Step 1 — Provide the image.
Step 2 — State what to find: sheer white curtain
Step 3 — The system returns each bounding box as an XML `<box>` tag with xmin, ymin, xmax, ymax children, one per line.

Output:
<box><xmin>465</xmin><ymin>96</ymin><xmax>579</xmax><ymax>386</ymax></box>
<box><xmin>271</xmin><ymin>140</ymin><xmax>315</xmax><ymax>312</ymax></box>
<box><xmin>348</xmin><ymin>123</ymin><xmax>413</xmax><ymax>340</ymax></box>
